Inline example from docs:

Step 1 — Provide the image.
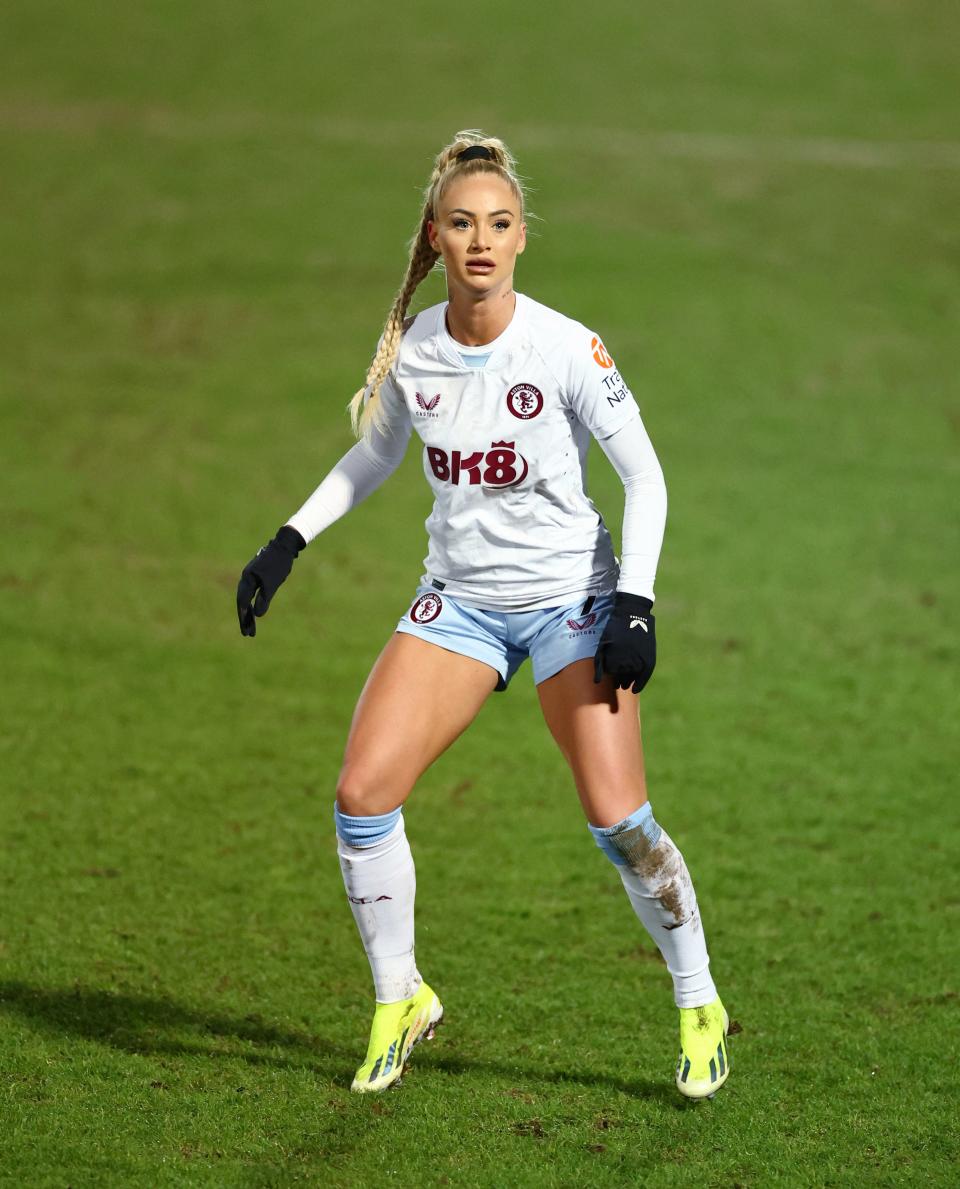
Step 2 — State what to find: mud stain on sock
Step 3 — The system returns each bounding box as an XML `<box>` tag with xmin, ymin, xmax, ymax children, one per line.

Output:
<box><xmin>610</xmin><ymin>824</ymin><xmax>696</xmax><ymax>926</ymax></box>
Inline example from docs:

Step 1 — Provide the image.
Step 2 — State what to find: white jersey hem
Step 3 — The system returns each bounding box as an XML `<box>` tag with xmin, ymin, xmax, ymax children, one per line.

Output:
<box><xmin>421</xmin><ymin>573</ymin><xmax>618</xmax><ymax>614</ymax></box>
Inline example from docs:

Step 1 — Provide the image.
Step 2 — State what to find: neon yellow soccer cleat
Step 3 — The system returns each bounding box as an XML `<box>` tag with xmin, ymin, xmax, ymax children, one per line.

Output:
<box><xmin>675</xmin><ymin>997</ymin><xmax>730</xmax><ymax>1100</ymax></box>
<box><xmin>350</xmin><ymin>982</ymin><xmax>444</xmax><ymax>1093</ymax></box>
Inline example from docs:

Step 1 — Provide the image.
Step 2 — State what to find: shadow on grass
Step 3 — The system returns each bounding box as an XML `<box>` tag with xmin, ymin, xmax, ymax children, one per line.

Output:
<box><xmin>0</xmin><ymin>980</ymin><xmax>682</xmax><ymax>1104</ymax></box>
<box><xmin>426</xmin><ymin>1051</ymin><xmax>680</xmax><ymax>1106</ymax></box>
<box><xmin>0</xmin><ymin>979</ymin><xmax>353</xmax><ymax>1076</ymax></box>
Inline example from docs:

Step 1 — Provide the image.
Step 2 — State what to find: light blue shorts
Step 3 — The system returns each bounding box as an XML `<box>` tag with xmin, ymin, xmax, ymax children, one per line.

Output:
<box><xmin>395</xmin><ymin>586</ymin><xmax>614</xmax><ymax>690</ymax></box>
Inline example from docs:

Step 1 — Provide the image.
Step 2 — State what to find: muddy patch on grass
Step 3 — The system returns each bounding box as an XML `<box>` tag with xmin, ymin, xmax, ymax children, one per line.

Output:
<box><xmin>511</xmin><ymin>1119</ymin><xmax>545</xmax><ymax>1138</ymax></box>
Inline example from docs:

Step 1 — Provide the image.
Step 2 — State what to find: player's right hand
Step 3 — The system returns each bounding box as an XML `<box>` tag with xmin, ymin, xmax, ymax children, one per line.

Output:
<box><xmin>236</xmin><ymin>525</ymin><xmax>306</xmax><ymax>637</ymax></box>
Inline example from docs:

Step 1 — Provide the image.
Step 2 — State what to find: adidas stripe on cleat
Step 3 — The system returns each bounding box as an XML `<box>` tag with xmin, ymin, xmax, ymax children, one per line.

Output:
<box><xmin>675</xmin><ymin>997</ymin><xmax>730</xmax><ymax>1100</ymax></box>
<box><xmin>350</xmin><ymin>981</ymin><xmax>443</xmax><ymax>1093</ymax></box>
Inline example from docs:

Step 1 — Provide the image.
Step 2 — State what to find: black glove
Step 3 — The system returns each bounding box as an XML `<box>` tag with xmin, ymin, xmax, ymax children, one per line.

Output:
<box><xmin>593</xmin><ymin>593</ymin><xmax>656</xmax><ymax>694</ymax></box>
<box><xmin>236</xmin><ymin>525</ymin><xmax>306</xmax><ymax>637</ymax></box>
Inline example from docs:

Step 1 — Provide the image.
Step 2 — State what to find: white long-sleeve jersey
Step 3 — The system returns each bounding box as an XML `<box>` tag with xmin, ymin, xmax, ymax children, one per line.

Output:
<box><xmin>288</xmin><ymin>293</ymin><xmax>667</xmax><ymax>610</ymax></box>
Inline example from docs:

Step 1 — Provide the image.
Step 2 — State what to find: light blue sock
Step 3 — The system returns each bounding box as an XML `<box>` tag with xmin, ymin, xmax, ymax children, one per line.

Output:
<box><xmin>588</xmin><ymin>802</ymin><xmax>662</xmax><ymax>866</ymax></box>
<box><xmin>334</xmin><ymin>804</ymin><xmax>402</xmax><ymax>848</ymax></box>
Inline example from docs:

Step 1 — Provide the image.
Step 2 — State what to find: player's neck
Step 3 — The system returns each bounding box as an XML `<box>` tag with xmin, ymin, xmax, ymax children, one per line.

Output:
<box><xmin>445</xmin><ymin>287</ymin><xmax>517</xmax><ymax>348</ymax></box>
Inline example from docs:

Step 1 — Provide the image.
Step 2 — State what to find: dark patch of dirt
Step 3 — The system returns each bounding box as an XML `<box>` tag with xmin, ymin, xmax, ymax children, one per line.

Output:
<box><xmin>594</xmin><ymin>1115</ymin><xmax>621</xmax><ymax>1130</ymax></box>
<box><xmin>727</xmin><ymin>1019</ymin><xmax>743</xmax><ymax>1036</ymax></box>
<box><xmin>511</xmin><ymin>1119</ymin><xmax>545</xmax><ymax>1138</ymax></box>
<box><xmin>449</xmin><ymin>779</ymin><xmax>473</xmax><ymax>805</ymax></box>
<box><xmin>907</xmin><ymin>991</ymin><xmax>957</xmax><ymax>1008</ymax></box>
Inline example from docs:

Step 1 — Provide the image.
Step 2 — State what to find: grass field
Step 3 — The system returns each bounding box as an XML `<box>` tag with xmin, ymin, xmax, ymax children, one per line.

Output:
<box><xmin>2</xmin><ymin>1</ymin><xmax>959</xmax><ymax>1184</ymax></box>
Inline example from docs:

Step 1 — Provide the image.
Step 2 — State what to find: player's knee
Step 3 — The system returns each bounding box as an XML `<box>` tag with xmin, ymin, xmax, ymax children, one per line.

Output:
<box><xmin>334</xmin><ymin>767</ymin><xmax>374</xmax><ymax>816</ymax></box>
<box><xmin>335</xmin><ymin>763</ymin><xmax>403</xmax><ymax>817</ymax></box>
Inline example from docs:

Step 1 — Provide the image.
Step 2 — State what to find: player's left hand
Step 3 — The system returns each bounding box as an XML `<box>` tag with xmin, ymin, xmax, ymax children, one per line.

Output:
<box><xmin>593</xmin><ymin>593</ymin><xmax>656</xmax><ymax>694</ymax></box>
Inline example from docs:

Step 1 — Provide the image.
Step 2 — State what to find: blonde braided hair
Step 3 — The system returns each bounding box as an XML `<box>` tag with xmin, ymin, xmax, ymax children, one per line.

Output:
<box><xmin>350</xmin><ymin>129</ymin><xmax>527</xmax><ymax>437</ymax></box>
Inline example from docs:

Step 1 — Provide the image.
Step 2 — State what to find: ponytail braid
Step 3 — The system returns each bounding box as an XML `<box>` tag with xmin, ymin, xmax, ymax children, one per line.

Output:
<box><xmin>349</xmin><ymin>223</ymin><xmax>438</xmax><ymax>435</ymax></box>
<box><xmin>350</xmin><ymin>129</ymin><xmax>528</xmax><ymax>438</ymax></box>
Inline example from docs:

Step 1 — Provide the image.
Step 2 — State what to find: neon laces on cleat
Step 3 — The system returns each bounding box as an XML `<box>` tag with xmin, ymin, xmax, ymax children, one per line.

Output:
<box><xmin>675</xmin><ymin>997</ymin><xmax>730</xmax><ymax>1100</ymax></box>
<box><xmin>350</xmin><ymin>982</ymin><xmax>443</xmax><ymax>1093</ymax></box>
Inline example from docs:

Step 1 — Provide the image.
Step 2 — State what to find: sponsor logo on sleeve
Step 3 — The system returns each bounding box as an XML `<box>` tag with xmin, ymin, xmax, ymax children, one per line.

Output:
<box><xmin>409</xmin><ymin>592</ymin><xmax>443</xmax><ymax>623</ymax></box>
<box><xmin>506</xmin><ymin>383</ymin><xmax>544</xmax><ymax>419</ymax></box>
<box><xmin>591</xmin><ymin>336</ymin><xmax>614</xmax><ymax>369</ymax></box>
<box><xmin>601</xmin><ymin>370</ymin><xmax>632</xmax><ymax>407</ymax></box>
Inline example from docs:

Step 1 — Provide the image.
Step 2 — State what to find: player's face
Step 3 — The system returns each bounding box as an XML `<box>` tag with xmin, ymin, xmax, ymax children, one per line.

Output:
<box><xmin>427</xmin><ymin>174</ymin><xmax>526</xmax><ymax>297</ymax></box>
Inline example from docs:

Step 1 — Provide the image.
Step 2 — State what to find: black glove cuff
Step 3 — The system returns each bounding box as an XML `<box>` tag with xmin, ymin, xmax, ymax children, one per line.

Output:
<box><xmin>274</xmin><ymin>525</ymin><xmax>306</xmax><ymax>557</ymax></box>
<box><xmin>612</xmin><ymin>591</ymin><xmax>653</xmax><ymax>616</ymax></box>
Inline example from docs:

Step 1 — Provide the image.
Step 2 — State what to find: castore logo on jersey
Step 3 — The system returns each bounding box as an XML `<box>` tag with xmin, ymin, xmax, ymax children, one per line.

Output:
<box><xmin>426</xmin><ymin>441</ymin><xmax>529</xmax><ymax>488</ymax></box>
<box><xmin>415</xmin><ymin>392</ymin><xmax>442</xmax><ymax>419</ymax></box>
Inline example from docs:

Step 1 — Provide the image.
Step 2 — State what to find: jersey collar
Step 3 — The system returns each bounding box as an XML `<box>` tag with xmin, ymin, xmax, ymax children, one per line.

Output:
<box><xmin>434</xmin><ymin>293</ymin><xmax>527</xmax><ymax>371</ymax></box>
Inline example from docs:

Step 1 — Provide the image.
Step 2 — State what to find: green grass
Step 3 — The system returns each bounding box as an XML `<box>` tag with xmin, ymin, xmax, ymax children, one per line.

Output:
<box><xmin>2</xmin><ymin>1</ymin><xmax>959</xmax><ymax>1184</ymax></box>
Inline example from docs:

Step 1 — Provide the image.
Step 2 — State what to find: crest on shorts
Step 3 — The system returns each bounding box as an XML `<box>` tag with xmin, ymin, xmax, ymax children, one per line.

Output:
<box><xmin>416</xmin><ymin>392</ymin><xmax>441</xmax><ymax>411</ymax></box>
<box><xmin>506</xmin><ymin>383</ymin><xmax>543</xmax><ymax>420</ymax></box>
<box><xmin>566</xmin><ymin>613</ymin><xmax>598</xmax><ymax>632</ymax></box>
<box><xmin>410</xmin><ymin>592</ymin><xmax>443</xmax><ymax>624</ymax></box>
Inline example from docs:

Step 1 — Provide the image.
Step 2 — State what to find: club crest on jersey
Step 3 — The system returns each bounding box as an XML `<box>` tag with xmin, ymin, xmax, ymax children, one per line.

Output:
<box><xmin>415</xmin><ymin>392</ymin><xmax>441</xmax><ymax>418</ymax></box>
<box><xmin>409</xmin><ymin>592</ymin><xmax>443</xmax><ymax>624</ymax></box>
<box><xmin>566</xmin><ymin>613</ymin><xmax>598</xmax><ymax>633</ymax></box>
<box><xmin>506</xmin><ymin>383</ymin><xmax>544</xmax><ymax>420</ymax></box>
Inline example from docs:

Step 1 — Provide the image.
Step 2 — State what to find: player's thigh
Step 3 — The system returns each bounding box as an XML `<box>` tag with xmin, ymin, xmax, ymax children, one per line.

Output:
<box><xmin>537</xmin><ymin>658</ymin><xmax>648</xmax><ymax>827</ymax></box>
<box><xmin>336</xmin><ymin>632</ymin><xmax>499</xmax><ymax>815</ymax></box>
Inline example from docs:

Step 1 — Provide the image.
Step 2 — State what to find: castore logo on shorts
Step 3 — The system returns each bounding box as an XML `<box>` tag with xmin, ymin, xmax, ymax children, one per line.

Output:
<box><xmin>426</xmin><ymin>441</ymin><xmax>529</xmax><ymax>488</ymax></box>
<box><xmin>566</xmin><ymin>613</ymin><xmax>598</xmax><ymax>633</ymax></box>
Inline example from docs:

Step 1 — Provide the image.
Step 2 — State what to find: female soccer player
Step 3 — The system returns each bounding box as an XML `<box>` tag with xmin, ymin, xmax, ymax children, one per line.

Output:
<box><xmin>237</xmin><ymin>131</ymin><xmax>730</xmax><ymax>1100</ymax></box>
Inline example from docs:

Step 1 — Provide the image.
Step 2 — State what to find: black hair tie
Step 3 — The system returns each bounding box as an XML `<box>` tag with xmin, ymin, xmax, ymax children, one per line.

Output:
<box><xmin>456</xmin><ymin>145</ymin><xmax>494</xmax><ymax>162</ymax></box>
